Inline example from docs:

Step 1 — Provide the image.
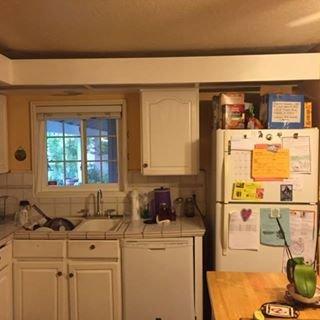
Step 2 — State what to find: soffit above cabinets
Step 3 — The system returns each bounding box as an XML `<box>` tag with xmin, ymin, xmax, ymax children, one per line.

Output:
<box><xmin>0</xmin><ymin>0</ymin><xmax>320</xmax><ymax>59</ymax></box>
<box><xmin>0</xmin><ymin>53</ymin><xmax>319</xmax><ymax>88</ymax></box>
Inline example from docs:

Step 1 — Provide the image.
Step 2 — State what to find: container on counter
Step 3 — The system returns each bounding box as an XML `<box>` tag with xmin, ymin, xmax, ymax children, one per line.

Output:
<box><xmin>184</xmin><ymin>197</ymin><xmax>195</xmax><ymax>217</ymax></box>
<box><xmin>173</xmin><ymin>197</ymin><xmax>184</xmax><ymax>217</ymax></box>
<box><xmin>15</xmin><ymin>200</ymin><xmax>31</xmax><ymax>226</ymax></box>
<box><xmin>130</xmin><ymin>190</ymin><xmax>141</xmax><ymax>221</ymax></box>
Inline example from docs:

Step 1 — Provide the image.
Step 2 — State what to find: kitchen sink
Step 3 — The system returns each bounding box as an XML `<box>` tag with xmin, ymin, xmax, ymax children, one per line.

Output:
<box><xmin>74</xmin><ymin>218</ymin><xmax>123</xmax><ymax>232</ymax></box>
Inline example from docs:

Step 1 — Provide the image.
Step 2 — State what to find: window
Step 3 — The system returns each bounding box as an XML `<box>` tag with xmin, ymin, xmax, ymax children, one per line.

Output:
<box><xmin>31</xmin><ymin>100</ymin><xmax>127</xmax><ymax>196</ymax></box>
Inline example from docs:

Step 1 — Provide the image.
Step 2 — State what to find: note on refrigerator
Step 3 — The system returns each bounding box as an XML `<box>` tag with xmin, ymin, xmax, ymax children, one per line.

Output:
<box><xmin>228</xmin><ymin>210</ymin><xmax>259</xmax><ymax>250</ymax></box>
<box><xmin>230</xmin><ymin>151</ymin><xmax>251</xmax><ymax>180</ymax></box>
<box><xmin>252</xmin><ymin>148</ymin><xmax>290</xmax><ymax>179</ymax></box>
<box><xmin>282</xmin><ymin>210</ymin><xmax>317</xmax><ymax>270</ymax></box>
<box><xmin>282</xmin><ymin>136</ymin><xmax>311</xmax><ymax>173</ymax></box>
<box><xmin>260</xmin><ymin>208</ymin><xmax>290</xmax><ymax>246</ymax></box>
<box><xmin>230</xmin><ymin>136</ymin><xmax>255</xmax><ymax>150</ymax></box>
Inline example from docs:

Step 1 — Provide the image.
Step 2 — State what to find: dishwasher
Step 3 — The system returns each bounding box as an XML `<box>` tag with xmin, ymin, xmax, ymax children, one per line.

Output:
<box><xmin>121</xmin><ymin>238</ymin><xmax>195</xmax><ymax>320</ymax></box>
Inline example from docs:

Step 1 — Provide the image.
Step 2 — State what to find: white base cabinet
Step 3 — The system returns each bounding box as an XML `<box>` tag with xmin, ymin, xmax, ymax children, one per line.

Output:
<box><xmin>0</xmin><ymin>241</ymin><xmax>12</xmax><ymax>320</ymax></box>
<box><xmin>0</xmin><ymin>265</ymin><xmax>12</xmax><ymax>320</ymax></box>
<box><xmin>141</xmin><ymin>88</ymin><xmax>199</xmax><ymax>175</ymax></box>
<box><xmin>69</xmin><ymin>262</ymin><xmax>121</xmax><ymax>320</ymax></box>
<box><xmin>14</xmin><ymin>261</ymin><xmax>66</xmax><ymax>320</ymax></box>
<box><xmin>13</xmin><ymin>240</ymin><xmax>121</xmax><ymax>320</ymax></box>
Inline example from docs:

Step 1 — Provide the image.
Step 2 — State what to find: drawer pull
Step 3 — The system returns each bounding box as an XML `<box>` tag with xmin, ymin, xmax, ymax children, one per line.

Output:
<box><xmin>56</xmin><ymin>271</ymin><xmax>63</xmax><ymax>277</ymax></box>
<box><xmin>69</xmin><ymin>273</ymin><xmax>74</xmax><ymax>278</ymax></box>
<box><xmin>89</xmin><ymin>244</ymin><xmax>96</xmax><ymax>250</ymax></box>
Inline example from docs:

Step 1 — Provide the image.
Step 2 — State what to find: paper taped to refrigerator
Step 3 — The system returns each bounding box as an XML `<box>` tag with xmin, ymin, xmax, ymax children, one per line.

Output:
<box><xmin>282</xmin><ymin>210</ymin><xmax>317</xmax><ymax>270</ymax></box>
<box><xmin>230</xmin><ymin>151</ymin><xmax>251</xmax><ymax>180</ymax></box>
<box><xmin>282</xmin><ymin>136</ymin><xmax>311</xmax><ymax>173</ymax></box>
<box><xmin>252</xmin><ymin>148</ymin><xmax>290</xmax><ymax>179</ymax></box>
<box><xmin>230</xmin><ymin>136</ymin><xmax>255</xmax><ymax>150</ymax></box>
<box><xmin>260</xmin><ymin>208</ymin><xmax>290</xmax><ymax>246</ymax></box>
<box><xmin>228</xmin><ymin>210</ymin><xmax>259</xmax><ymax>250</ymax></box>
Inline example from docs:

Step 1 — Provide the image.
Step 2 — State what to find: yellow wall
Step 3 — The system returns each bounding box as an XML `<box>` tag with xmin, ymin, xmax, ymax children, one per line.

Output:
<box><xmin>7</xmin><ymin>92</ymin><xmax>141</xmax><ymax>172</ymax></box>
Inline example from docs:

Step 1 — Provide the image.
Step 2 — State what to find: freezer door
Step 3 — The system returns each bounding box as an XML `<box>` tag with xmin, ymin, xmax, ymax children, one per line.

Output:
<box><xmin>215</xmin><ymin>203</ymin><xmax>318</xmax><ymax>272</ymax></box>
<box><xmin>222</xmin><ymin>128</ymin><xmax>319</xmax><ymax>203</ymax></box>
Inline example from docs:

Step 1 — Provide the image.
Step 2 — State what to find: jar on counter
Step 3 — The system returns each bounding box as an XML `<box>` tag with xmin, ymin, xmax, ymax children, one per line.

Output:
<box><xmin>15</xmin><ymin>200</ymin><xmax>31</xmax><ymax>226</ymax></box>
<box><xmin>173</xmin><ymin>197</ymin><xmax>184</xmax><ymax>217</ymax></box>
<box><xmin>184</xmin><ymin>197</ymin><xmax>195</xmax><ymax>217</ymax></box>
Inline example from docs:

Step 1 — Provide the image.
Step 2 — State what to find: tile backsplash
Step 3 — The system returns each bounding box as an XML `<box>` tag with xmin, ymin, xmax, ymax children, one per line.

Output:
<box><xmin>0</xmin><ymin>171</ymin><xmax>206</xmax><ymax>218</ymax></box>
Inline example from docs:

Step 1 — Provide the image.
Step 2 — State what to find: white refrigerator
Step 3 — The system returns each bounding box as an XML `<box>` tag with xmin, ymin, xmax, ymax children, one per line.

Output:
<box><xmin>215</xmin><ymin>128</ymin><xmax>319</xmax><ymax>272</ymax></box>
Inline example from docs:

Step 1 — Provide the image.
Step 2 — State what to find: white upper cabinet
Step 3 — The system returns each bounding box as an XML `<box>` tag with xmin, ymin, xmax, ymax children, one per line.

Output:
<box><xmin>0</xmin><ymin>95</ymin><xmax>8</xmax><ymax>174</ymax></box>
<box><xmin>141</xmin><ymin>89</ymin><xmax>199</xmax><ymax>175</ymax></box>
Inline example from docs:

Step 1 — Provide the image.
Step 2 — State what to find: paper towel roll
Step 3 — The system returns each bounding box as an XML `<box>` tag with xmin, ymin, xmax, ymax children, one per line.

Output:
<box><xmin>131</xmin><ymin>190</ymin><xmax>140</xmax><ymax>221</ymax></box>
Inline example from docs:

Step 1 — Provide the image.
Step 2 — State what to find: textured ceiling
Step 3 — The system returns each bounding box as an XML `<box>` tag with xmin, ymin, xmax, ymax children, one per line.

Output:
<box><xmin>0</xmin><ymin>0</ymin><xmax>320</xmax><ymax>58</ymax></box>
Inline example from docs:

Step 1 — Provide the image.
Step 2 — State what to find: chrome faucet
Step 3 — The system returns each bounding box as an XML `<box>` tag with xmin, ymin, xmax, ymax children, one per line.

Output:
<box><xmin>96</xmin><ymin>189</ymin><xmax>103</xmax><ymax>216</ymax></box>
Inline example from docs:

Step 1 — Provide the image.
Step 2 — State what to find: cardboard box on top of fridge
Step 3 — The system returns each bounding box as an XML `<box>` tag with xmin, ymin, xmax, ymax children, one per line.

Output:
<box><xmin>220</xmin><ymin>92</ymin><xmax>245</xmax><ymax>105</ymax></box>
<box><xmin>260</xmin><ymin>94</ymin><xmax>304</xmax><ymax>129</ymax></box>
<box><xmin>304</xmin><ymin>102</ymin><xmax>312</xmax><ymax>128</ymax></box>
<box><xmin>223</xmin><ymin>104</ymin><xmax>245</xmax><ymax>129</ymax></box>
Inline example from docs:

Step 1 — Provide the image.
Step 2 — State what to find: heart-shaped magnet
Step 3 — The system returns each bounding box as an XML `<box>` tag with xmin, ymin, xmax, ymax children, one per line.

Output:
<box><xmin>241</xmin><ymin>208</ymin><xmax>252</xmax><ymax>222</ymax></box>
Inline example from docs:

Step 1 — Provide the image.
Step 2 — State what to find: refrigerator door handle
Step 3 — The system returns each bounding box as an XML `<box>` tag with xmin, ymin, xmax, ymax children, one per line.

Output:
<box><xmin>222</xmin><ymin>207</ymin><xmax>228</xmax><ymax>256</ymax></box>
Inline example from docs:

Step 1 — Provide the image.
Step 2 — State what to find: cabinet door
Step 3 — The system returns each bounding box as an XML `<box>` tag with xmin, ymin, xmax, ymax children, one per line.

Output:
<box><xmin>0</xmin><ymin>265</ymin><xmax>12</xmax><ymax>320</ymax></box>
<box><xmin>0</xmin><ymin>95</ymin><xmax>8</xmax><ymax>173</ymax></box>
<box><xmin>14</xmin><ymin>261</ymin><xmax>67</xmax><ymax>320</ymax></box>
<box><xmin>141</xmin><ymin>89</ymin><xmax>199</xmax><ymax>175</ymax></box>
<box><xmin>68</xmin><ymin>262</ymin><xmax>121</xmax><ymax>320</ymax></box>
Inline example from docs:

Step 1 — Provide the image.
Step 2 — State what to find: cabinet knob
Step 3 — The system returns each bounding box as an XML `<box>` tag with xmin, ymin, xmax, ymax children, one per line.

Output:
<box><xmin>89</xmin><ymin>244</ymin><xmax>96</xmax><ymax>250</ymax></box>
<box><xmin>143</xmin><ymin>163</ymin><xmax>148</xmax><ymax>168</ymax></box>
<box><xmin>69</xmin><ymin>273</ymin><xmax>74</xmax><ymax>278</ymax></box>
<box><xmin>56</xmin><ymin>271</ymin><xmax>63</xmax><ymax>277</ymax></box>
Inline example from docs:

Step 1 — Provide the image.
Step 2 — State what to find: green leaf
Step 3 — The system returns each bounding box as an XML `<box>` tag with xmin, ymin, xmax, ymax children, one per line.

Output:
<box><xmin>286</xmin><ymin>257</ymin><xmax>304</xmax><ymax>283</ymax></box>
<box><xmin>294</xmin><ymin>264</ymin><xmax>317</xmax><ymax>298</ymax></box>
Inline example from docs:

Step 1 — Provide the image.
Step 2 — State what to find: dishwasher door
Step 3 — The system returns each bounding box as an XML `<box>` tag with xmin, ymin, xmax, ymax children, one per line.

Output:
<box><xmin>121</xmin><ymin>238</ymin><xmax>195</xmax><ymax>320</ymax></box>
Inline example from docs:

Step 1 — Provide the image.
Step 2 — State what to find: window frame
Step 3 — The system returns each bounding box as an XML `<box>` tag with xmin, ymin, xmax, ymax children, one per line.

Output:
<box><xmin>31</xmin><ymin>99</ymin><xmax>128</xmax><ymax>197</ymax></box>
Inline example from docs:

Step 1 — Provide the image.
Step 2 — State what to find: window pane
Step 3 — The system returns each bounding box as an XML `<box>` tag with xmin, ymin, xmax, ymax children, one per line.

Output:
<box><xmin>87</xmin><ymin>137</ymin><xmax>100</xmax><ymax>161</ymax></box>
<box><xmin>47</xmin><ymin>138</ymin><xmax>64</xmax><ymax>161</ymax></box>
<box><xmin>86</xmin><ymin>119</ymin><xmax>100</xmax><ymax>136</ymax></box>
<box><xmin>101</xmin><ymin>137</ymin><xmax>108</xmax><ymax>160</ymax></box>
<box><xmin>101</xmin><ymin>137</ymin><xmax>118</xmax><ymax>160</ymax></box>
<box><xmin>101</xmin><ymin>119</ymin><xmax>116</xmax><ymax>136</ymax></box>
<box><xmin>65</xmin><ymin>137</ymin><xmax>81</xmax><ymax>160</ymax></box>
<box><xmin>47</xmin><ymin>120</ymin><xmax>63</xmax><ymax>137</ymax></box>
<box><xmin>87</xmin><ymin>162</ymin><xmax>101</xmax><ymax>183</ymax></box>
<box><xmin>103</xmin><ymin>161</ymin><xmax>118</xmax><ymax>183</ymax></box>
<box><xmin>64</xmin><ymin>120</ymin><xmax>80</xmax><ymax>136</ymax></box>
<box><xmin>66</xmin><ymin>162</ymin><xmax>82</xmax><ymax>186</ymax></box>
<box><xmin>48</xmin><ymin>162</ymin><xmax>64</xmax><ymax>186</ymax></box>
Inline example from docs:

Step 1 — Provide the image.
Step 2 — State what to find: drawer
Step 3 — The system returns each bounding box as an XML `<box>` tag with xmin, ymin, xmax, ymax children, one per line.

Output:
<box><xmin>0</xmin><ymin>241</ymin><xmax>12</xmax><ymax>269</ymax></box>
<box><xmin>68</xmin><ymin>240</ymin><xmax>119</xmax><ymax>259</ymax></box>
<box><xmin>13</xmin><ymin>240</ymin><xmax>65</xmax><ymax>258</ymax></box>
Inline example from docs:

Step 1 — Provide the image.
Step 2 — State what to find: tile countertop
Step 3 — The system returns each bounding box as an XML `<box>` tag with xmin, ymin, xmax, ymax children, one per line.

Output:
<box><xmin>0</xmin><ymin>217</ymin><xmax>20</xmax><ymax>245</ymax></box>
<box><xmin>11</xmin><ymin>215</ymin><xmax>206</xmax><ymax>240</ymax></box>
